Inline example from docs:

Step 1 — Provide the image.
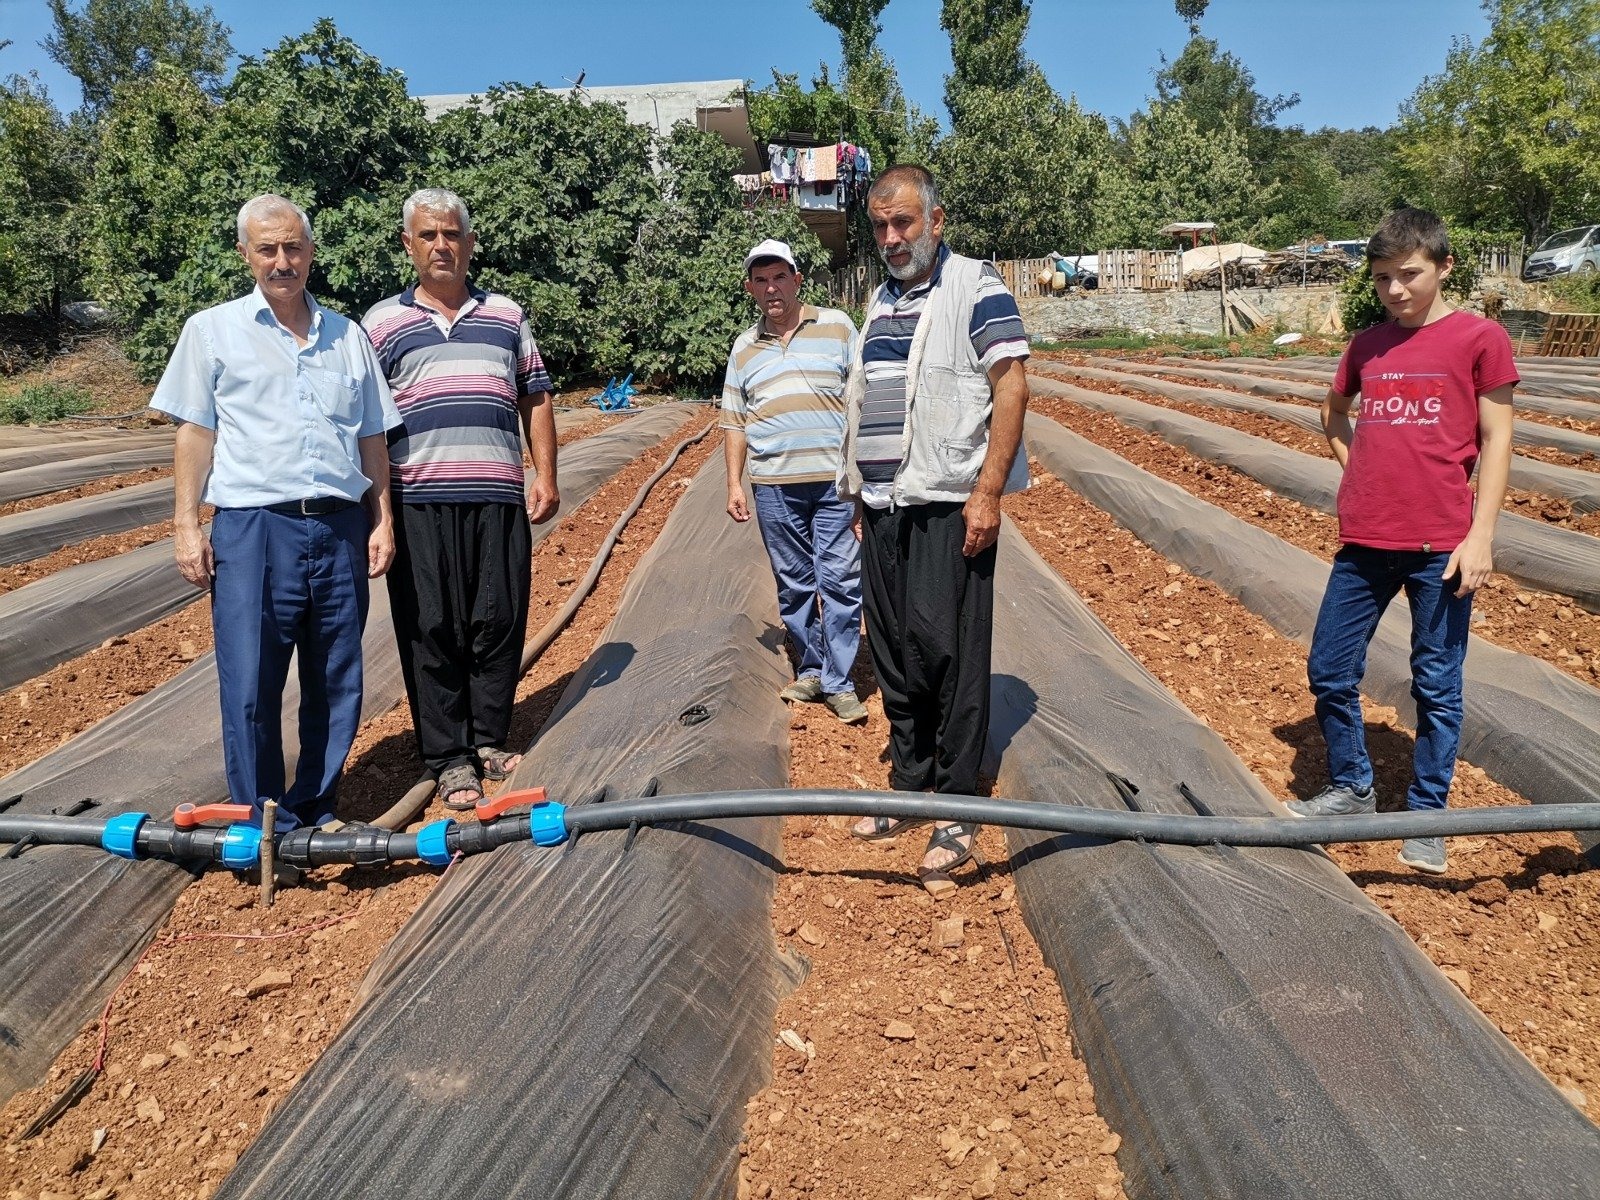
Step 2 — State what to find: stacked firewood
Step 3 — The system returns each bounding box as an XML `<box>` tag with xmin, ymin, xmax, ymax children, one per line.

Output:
<box><xmin>1186</xmin><ymin>249</ymin><xmax>1355</xmax><ymax>291</ymax></box>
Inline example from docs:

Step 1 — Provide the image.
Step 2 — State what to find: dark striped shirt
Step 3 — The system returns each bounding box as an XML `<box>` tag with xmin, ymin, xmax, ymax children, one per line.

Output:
<box><xmin>857</xmin><ymin>246</ymin><xmax>1028</xmax><ymax>505</ymax></box>
<box><xmin>363</xmin><ymin>283</ymin><xmax>553</xmax><ymax>506</ymax></box>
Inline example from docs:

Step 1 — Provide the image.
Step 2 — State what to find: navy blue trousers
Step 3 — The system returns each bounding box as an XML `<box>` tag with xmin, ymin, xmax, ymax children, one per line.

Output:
<box><xmin>211</xmin><ymin>506</ymin><xmax>369</xmax><ymax>831</ymax></box>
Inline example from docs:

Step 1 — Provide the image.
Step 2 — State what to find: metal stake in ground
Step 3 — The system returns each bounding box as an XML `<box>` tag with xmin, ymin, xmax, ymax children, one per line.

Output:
<box><xmin>260</xmin><ymin>800</ymin><xmax>277</xmax><ymax>908</ymax></box>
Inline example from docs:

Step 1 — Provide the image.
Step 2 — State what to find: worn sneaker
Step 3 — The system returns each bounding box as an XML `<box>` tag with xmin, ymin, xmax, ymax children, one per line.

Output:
<box><xmin>1398</xmin><ymin>836</ymin><xmax>1448</xmax><ymax>875</ymax></box>
<box><xmin>1285</xmin><ymin>783</ymin><xmax>1377</xmax><ymax>818</ymax></box>
<box><xmin>780</xmin><ymin>676</ymin><xmax>824</xmax><ymax>703</ymax></box>
<box><xmin>824</xmin><ymin>690</ymin><xmax>869</xmax><ymax>724</ymax></box>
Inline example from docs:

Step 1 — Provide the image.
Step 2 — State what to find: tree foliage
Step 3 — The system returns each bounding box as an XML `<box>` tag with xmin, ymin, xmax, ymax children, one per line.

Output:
<box><xmin>940</xmin><ymin>0</ymin><xmax>1030</xmax><ymax>124</ymax></box>
<box><xmin>938</xmin><ymin>80</ymin><xmax>1115</xmax><ymax>258</ymax></box>
<box><xmin>1397</xmin><ymin>0</ymin><xmax>1600</xmax><ymax>243</ymax></box>
<box><xmin>44</xmin><ymin>0</ymin><xmax>231</xmax><ymax>111</ymax></box>
<box><xmin>0</xmin><ymin>73</ymin><xmax>88</xmax><ymax>319</ymax></box>
<box><xmin>1095</xmin><ymin>101</ymin><xmax>1266</xmax><ymax>246</ymax></box>
<box><xmin>80</xmin><ymin>20</ymin><xmax>821</xmax><ymax>393</ymax></box>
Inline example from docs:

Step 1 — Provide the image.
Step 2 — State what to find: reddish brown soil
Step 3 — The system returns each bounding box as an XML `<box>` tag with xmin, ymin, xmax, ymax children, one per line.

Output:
<box><xmin>3</xmin><ymin>410</ymin><xmax>1597</xmax><ymax>1200</ymax></box>
<box><xmin>1005</xmin><ymin>466</ymin><xmax>1600</xmax><ymax>1110</ymax></box>
<box><xmin>0</xmin><ymin>421</ymin><xmax>721</xmax><ymax>1197</ymax></box>
<box><xmin>1036</xmin><ymin>349</ymin><xmax>1600</xmax><ymax>478</ymax></box>
<box><xmin>0</xmin><ymin>521</ymin><xmax>180</xmax><ymax>596</ymax></box>
<box><xmin>743</xmin><ymin>679</ymin><xmax>1126</xmax><ymax>1200</ymax></box>
<box><xmin>1030</xmin><ymin>392</ymin><xmax>1600</xmax><ymax>687</ymax></box>
<box><xmin>0</xmin><ymin>598</ymin><xmax>214</xmax><ymax>778</ymax></box>
<box><xmin>1034</xmin><ymin>365</ymin><xmax>1600</xmax><ymax>537</ymax></box>
<box><xmin>0</xmin><ymin>468</ymin><xmax>173</xmax><ymax>520</ymax></box>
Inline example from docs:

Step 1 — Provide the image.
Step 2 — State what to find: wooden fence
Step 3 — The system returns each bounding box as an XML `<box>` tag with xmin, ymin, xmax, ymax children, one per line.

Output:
<box><xmin>827</xmin><ymin>260</ymin><xmax>884</xmax><ymax>310</ymax></box>
<box><xmin>1097</xmin><ymin>249</ymin><xmax>1182</xmax><ymax>292</ymax></box>
<box><xmin>1478</xmin><ymin>244</ymin><xmax>1525</xmax><ymax>279</ymax></box>
<box><xmin>995</xmin><ymin>257</ymin><xmax>1055</xmax><ymax>299</ymax></box>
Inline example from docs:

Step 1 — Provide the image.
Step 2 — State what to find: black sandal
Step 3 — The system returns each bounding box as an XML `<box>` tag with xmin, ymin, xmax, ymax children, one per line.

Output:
<box><xmin>921</xmin><ymin>822</ymin><xmax>978</xmax><ymax>874</ymax></box>
<box><xmin>849</xmin><ymin>816</ymin><xmax>932</xmax><ymax>842</ymax></box>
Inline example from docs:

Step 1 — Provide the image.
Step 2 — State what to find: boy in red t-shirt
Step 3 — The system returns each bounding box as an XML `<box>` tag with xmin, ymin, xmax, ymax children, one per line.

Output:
<box><xmin>1286</xmin><ymin>208</ymin><xmax>1518</xmax><ymax>875</ymax></box>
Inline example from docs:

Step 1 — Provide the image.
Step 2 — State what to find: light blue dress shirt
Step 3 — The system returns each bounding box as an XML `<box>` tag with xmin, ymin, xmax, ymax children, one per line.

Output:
<box><xmin>150</xmin><ymin>288</ymin><xmax>402</xmax><ymax>508</ymax></box>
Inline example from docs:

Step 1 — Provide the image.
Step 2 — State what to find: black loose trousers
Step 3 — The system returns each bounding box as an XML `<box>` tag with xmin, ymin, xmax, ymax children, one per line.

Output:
<box><xmin>860</xmin><ymin>501</ymin><xmax>995</xmax><ymax>796</ymax></box>
<box><xmin>388</xmin><ymin>502</ymin><xmax>531</xmax><ymax>775</ymax></box>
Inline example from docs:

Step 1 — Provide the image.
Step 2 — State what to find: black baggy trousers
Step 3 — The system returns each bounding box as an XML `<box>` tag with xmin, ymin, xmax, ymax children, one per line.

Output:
<box><xmin>388</xmin><ymin>502</ymin><xmax>531</xmax><ymax>775</ymax></box>
<box><xmin>861</xmin><ymin>500</ymin><xmax>995</xmax><ymax>796</ymax></box>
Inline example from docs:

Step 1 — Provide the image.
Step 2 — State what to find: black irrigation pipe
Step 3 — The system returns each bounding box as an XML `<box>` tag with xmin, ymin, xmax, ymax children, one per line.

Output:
<box><xmin>367</xmin><ymin>417</ymin><xmax>718</xmax><ymax>832</ymax></box>
<box><xmin>5</xmin><ymin>790</ymin><xmax>1599</xmax><ymax>871</ymax></box>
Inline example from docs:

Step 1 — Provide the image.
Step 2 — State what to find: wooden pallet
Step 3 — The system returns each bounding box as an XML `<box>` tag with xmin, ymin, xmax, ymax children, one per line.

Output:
<box><xmin>1098</xmin><ymin>249</ymin><xmax>1182</xmax><ymax>292</ymax></box>
<box><xmin>1539</xmin><ymin>313</ymin><xmax>1600</xmax><ymax>357</ymax></box>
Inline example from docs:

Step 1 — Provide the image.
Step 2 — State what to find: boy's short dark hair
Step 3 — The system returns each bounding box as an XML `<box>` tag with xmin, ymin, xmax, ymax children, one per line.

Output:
<box><xmin>1367</xmin><ymin>207</ymin><xmax>1451</xmax><ymax>265</ymax></box>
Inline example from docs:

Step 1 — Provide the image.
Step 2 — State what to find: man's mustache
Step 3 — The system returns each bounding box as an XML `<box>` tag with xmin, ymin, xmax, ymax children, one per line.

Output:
<box><xmin>268</xmin><ymin>268</ymin><xmax>299</xmax><ymax>280</ymax></box>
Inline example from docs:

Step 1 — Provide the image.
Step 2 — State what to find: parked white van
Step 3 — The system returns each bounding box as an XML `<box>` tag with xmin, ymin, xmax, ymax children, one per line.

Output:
<box><xmin>1522</xmin><ymin>224</ymin><xmax>1600</xmax><ymax>281</ymax></box>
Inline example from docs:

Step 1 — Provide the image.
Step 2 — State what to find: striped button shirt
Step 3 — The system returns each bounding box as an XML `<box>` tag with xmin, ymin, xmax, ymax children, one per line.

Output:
<box><xmin>721</xmin><ymin>305</ymin><xmax>859</xmax><ymax>485</ymax></box>
<box><xmin>362</xmin><ymin>284</ymin><xmax>553</xmax><ymax>506</ymax></box>
<box><xmin>857</xmin><ymin>245</ymin><xmax>1028</xmax><ymax>507</ymax></box>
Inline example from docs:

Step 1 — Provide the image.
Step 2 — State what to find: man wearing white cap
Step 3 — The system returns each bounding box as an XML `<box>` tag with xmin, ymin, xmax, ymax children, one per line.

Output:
<box><xmin>722</xmin><ymin>238</ymin><xmax>867</xmax><ymax>723</ymax></box>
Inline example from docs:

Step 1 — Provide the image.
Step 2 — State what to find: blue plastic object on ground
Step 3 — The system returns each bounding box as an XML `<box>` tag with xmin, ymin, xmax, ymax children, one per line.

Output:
<box><xmin>595</xmin><ymin>374</ymin><xmax>635</xmax><ymax>411</ymax></box>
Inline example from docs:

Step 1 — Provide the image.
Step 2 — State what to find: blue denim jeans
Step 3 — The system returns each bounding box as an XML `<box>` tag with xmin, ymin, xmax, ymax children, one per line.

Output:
<box><xmin>752</xmin><ymin>481</ymin><xmax>863</xmax><ymax>694</ymax></box>
<box><xmin>1307</xmin><ymin>546</ymin><xmax>1472</xmax><ymax>811</ymax></box>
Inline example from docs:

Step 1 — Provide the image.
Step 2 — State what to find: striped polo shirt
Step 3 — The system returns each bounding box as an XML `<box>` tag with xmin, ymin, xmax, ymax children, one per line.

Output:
<box><xmin>857</xmin><ymin>245</ymin><xmax>1028</xmax><ymax>507</ymax></box>
<box><xmin>721</xmin><ymin>304</ymin><xmax>858</xmax><ymax>485</ymax></box>
<box><xmin>362</xmin><ymin>283</ymin><xmax>553</xmax><ymax>506</ymax></box>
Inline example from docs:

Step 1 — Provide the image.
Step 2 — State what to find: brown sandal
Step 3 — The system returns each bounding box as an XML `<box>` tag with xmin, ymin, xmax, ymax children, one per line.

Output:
<box><xmin>437</xmin><ymin>763</ymin><xmax>484</xmax><ymax>810</ymax></box>
<box><xmin>476</xmin><ymin>746</ymin><xmax>522</xmax><ymax>781</ymax></box>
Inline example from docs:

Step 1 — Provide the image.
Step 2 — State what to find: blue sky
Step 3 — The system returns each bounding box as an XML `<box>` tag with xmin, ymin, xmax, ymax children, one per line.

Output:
<box><xmin>4</xmin><ymin>0</ymin><xmax>1491</xmax><ymax>131</ymax></box>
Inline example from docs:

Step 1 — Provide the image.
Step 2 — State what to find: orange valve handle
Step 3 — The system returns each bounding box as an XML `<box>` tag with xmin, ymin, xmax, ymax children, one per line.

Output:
<box><xmin>173</xmin><ymin>802</ymin><xmax>255</xmax><ymax>829</ymax></box>
<box><xmin>474</xmin><ymin>786</ymin><xmax>548</xmax><ymax>823</ymax></box>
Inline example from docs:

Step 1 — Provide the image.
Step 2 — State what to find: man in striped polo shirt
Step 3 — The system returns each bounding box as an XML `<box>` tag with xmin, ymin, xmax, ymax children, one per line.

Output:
<box><xmin>838</xmin><ymin>165</ymin><xmax>1030</xmax><ymax>883</ymax></box>
<box><xmin>723</xmin><ymin>238</ymin><xmax>867</xmax><ymax>724</ymax></box>
<box><xmin>363</xmin><ymin>188</ymin><xmax>560</xmax><ymax>809</ymax></box>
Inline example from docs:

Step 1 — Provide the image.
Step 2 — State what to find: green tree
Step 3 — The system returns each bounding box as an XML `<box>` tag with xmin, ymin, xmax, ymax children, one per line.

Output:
<box><xmin>940</xmin><ymin>0</ymin><xmax>1030</xmax><ymax>124</ymax></box>
<box><xmin>747</xmin><ymin>0</ymin><xmax>937</xmax><ymax>172</ymax></box>
<box><xmin>96</xmin><ymin>19</ymin><xmax>429</xmax><ymax>376</ymax></box>
<box><xmin>938</xmin><ymin>82</ymin><xmax>1116</xmax><ymax>258</ymax></box>
<box><xmin>1153</xmin><ymin>34</ymin><xmax>1298</xmax><ymax>154</ymax></box>
<box><xmin>0</xmin><ymin>73</ymin><xmax>88</xmax><ymax>322</ymax></box>
<box><xmin>1397</xmin><ymin>0</ymin><xmax>1600</xmax><ymax>243</ymax></box>
<box><xmin>44</xmin><ymin>0</ymin><xmax>232</xmax><ymax>111</ymax></box>
<box><xmin>1175</xmin><ymin>0</ymin><xmax>1209</xmax><ymax>35</ymax></box>
<box><xmin>1094</xmin><ymin>100</ymin><xmax>1266</xmax><ymax>247</ymax></box>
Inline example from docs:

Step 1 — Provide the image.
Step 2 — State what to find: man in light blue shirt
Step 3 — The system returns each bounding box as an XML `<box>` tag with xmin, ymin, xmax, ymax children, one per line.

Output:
<box><xmin>150</xmin><ymin>193</ymin><xmax>401</xmax><ymax>833</ymax></box>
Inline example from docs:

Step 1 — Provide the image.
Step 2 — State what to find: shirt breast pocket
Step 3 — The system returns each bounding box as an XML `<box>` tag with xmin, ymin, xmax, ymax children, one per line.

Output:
<box><xmin>305</xmin><ymin>368</ymin><xmax>363</xmax><ymax>431</ymax></box>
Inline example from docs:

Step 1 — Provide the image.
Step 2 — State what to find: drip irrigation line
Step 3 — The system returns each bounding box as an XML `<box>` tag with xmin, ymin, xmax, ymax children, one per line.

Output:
<box><xmin>7</xmin><ymin>789</ymin><xmax>1599</xmax><ymax>872</ymax></box>
<box><xmin>368</xmin><ymin>418</ymin><xmax>718</xmax><ymax>833</ymax></box>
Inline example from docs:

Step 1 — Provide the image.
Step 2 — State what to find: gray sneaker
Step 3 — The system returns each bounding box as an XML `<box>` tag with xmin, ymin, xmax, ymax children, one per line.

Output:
<box><xmin>824</xmin><ymin>690</ymin><xmax>869</xmax><ymax>724</ymax></box>
<box><xmin>1285</xmin><ymin>783</ymin><xmax>1377</xmax><ymax>818</ymax></box>
<box><xmin>780</xmin><ymin>676</ymin><xmax>823</xmax><ymax>703</ymax></box>
<box><xmin>1398</xmin><ymin>836</ymin><xmax>1448</xmax><ymax>875</ymax></box>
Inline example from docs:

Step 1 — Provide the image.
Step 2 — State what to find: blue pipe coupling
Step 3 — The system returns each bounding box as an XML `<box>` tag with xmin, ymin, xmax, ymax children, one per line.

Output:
<box><xmin>101</xmin><ymin>811</ymin><xmax>149</xmax><ymax>860</ymax></box>
<box><xmin>219</xmin><ymin>823</ymin><xmax>263</xmax><ymax>869</ymax></box>
<box><xmin>529</xmin><ymin>802</ymin><xmax>568</xmax><ymax>846</ymax></box>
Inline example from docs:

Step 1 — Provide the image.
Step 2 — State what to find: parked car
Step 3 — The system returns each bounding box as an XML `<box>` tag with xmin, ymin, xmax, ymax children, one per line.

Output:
<box><xmin>1329</xmin><ymin>238</ymin><xmax>1367</xmax><ymax>265</ymax></box>
<box><xmin>1522</xmin><ymin>225</ymin><xmax>1600</xmax><ymax>281</ymax></box>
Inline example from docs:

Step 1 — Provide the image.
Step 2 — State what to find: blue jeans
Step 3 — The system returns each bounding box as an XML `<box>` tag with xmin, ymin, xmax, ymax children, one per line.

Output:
<box><xmin>752</xmin><ymin>482</ymin><xmax>863</xmax><ymax>694</ymax></box>
<box><xmin>1307</xmin><ymin>546</ymin><xmax>1472</xmax><ymax>811</ymax></box>
<box><xmin>212</xmin><ymin>505</ymin><xmax>370</xmax><ymax>831</ymax></box>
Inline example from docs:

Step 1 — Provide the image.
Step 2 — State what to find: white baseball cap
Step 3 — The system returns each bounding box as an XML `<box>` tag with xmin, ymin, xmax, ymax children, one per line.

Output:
<box><xmin>743</xmin><ymin>238</ymin><xmax>798</xmax><ymax>273</ymax></box>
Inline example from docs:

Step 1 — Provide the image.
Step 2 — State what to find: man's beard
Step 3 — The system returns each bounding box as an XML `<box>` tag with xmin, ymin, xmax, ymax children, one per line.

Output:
<box><xmin>881</xmin><ymin>225</ymin><xmax>939</xmax><ymax>281</ymax></box>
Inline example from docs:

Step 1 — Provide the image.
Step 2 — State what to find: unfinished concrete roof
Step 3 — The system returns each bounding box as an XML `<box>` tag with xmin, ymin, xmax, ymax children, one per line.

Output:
<box><xmin>419</xmin><ymin>79</ymin><xmax>758</xmax><ymax>170</ymax></box>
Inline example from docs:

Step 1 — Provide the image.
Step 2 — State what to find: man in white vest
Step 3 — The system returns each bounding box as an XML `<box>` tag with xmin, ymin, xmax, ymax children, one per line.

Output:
<box><xmin>838</xmin><ymin>164</ymin><xmax>1030</xmax><ymax>883</ymax></box>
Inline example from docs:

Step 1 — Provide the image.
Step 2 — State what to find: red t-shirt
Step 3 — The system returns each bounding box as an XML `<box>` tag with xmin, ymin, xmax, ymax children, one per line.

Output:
<box><xmin>1330</xmin><ymin>310</ymin><xmax>1518</xmax><ymax>551</ymax></box>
